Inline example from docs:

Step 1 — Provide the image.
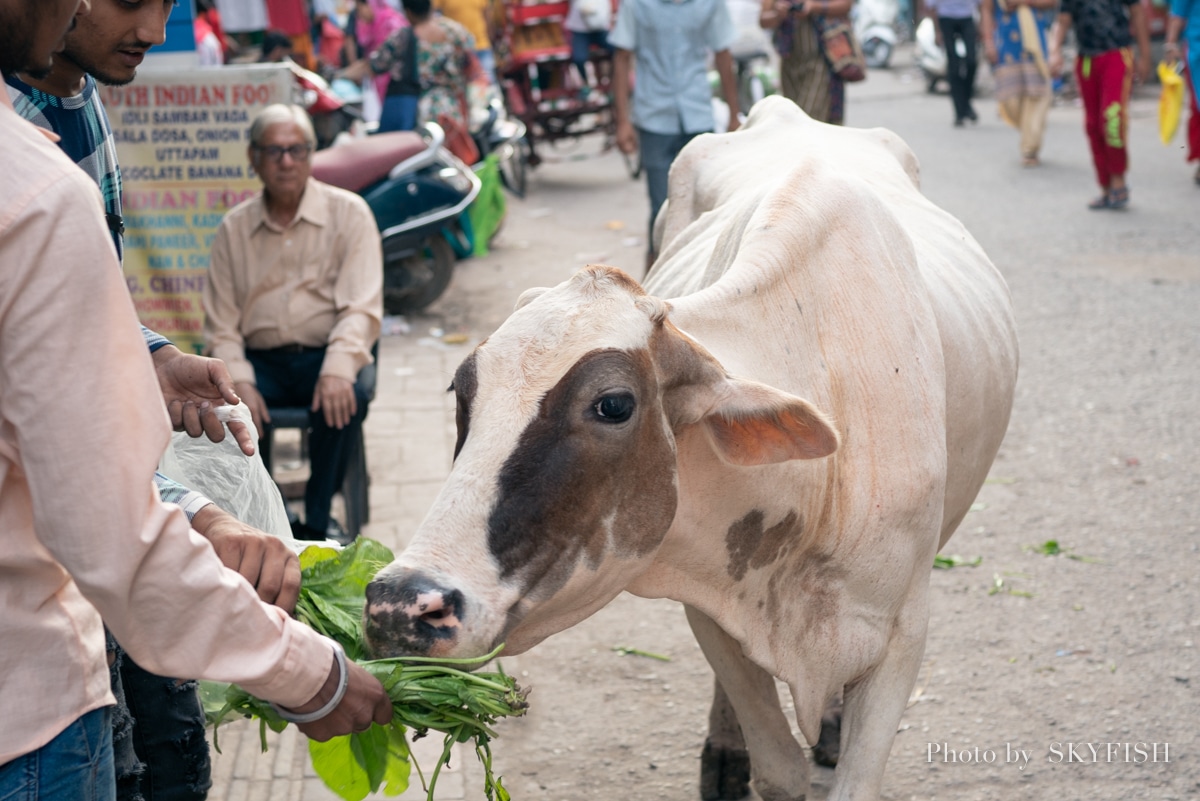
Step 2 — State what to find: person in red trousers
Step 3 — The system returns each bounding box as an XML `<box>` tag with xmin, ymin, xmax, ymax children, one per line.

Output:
<box><xmin>1049</xmin><ymin>0</ymin><xmax>1151</xmax><ymax>209</ymax></box>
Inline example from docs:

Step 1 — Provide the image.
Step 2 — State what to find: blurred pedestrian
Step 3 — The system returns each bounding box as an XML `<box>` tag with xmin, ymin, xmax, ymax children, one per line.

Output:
<box><xmin>1049</xmin><ymin>0</ymin><xmax>1151</xmax><ymax>208</ymax></box>
<box><xmin>352</xmin><ymin>0</ymin><xmax>408</xmax><ymax>122</ymax></box>
<box><xmin>435</xmin><ymin>0</ymin><xmax>497</xmax><ymax>84</ymax></box>
<box><xmin>980</xmin><ymin>0</ymin><xmax>1057</xmax><ymax>165</ymax></box>
<box><xmin>1166</xmin><ymin>0</ymin><xmax>1200</xmax><ymax>183</ymax></box>
<box><xmin>565</xmin><ymin>0</ymin><xmax>613</xmax><ymax>95</ymax></box>
<box><xmin>343</xmin><ymin>0</ymin><xmax>480</xmax><ymax>135</ymax></box>
<box><xmin>267</xmin><ymin>0</ymin><xmax>317</xmax><ymax>69</ymax></box>
<box><xmin>610</xmin><ymin>0</ymin><xmax>741</xmax><ymax>271</ymax></box>
<box><xmin>214</xmin><ymin>0</ymin><xmax>269</xmax><ymax>48</ymax></box>
<box><xmin>925</xmin><ymin>0</ymin><xmax>981</xmax><ymax>125</ymax></box>
<box><xmin>196</xmin><ymin>13</ymin><xmax>224</xmax><ymax>66</ymax></box>
<box><xmin>311</xmin><ymin>0</ymin><xmax>347</xmax><ymax>71</ymax></box>
<box><xmin>196</xmin><ymin>0</ymin><xmax>234</xmax><ymax>64</ymax></box>
<box><xmin>259</xmin><ymin>28</ymin><xmax>295</xmax><ymax>62</ymax></box>
<box><xmin>759</xmin><ymin>0</ymin><xmax>854</xmax><ymax>124</ymax></box>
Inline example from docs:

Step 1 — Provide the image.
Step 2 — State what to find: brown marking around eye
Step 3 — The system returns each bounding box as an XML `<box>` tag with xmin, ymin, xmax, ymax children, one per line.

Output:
<box><xmin>486</xmin><ymin>348</ymin><xmax>677</xmax><ymax>598</ymax></box>
<box><xmin>452</xmin><ymin>353</ymin><xmax>478</xmax><ymax>461</ymax></box>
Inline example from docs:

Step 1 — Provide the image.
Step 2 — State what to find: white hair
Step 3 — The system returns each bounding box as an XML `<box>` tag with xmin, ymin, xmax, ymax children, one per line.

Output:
<box><xmin>248</xmin><ymin>103</ymin><xmax>317</xmax><ymax>148</ymax></box>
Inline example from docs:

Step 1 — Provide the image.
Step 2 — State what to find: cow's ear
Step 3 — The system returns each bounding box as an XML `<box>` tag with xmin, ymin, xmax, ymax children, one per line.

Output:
<box><xmin>515</xmin><ymin>286</ymin><xmax>549</xmax><ymax>310</ymax></box>
<box><xmin>702</xmin><ymin>380</ymin><xmax>839</xmax><ymax>466</ymax></box>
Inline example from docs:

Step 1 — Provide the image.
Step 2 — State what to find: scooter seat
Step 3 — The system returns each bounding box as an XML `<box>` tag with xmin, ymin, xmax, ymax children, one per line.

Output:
<box><xmin>311</xmin><ymin>131</ymin><xmax>429</xmax><ymax>193</ymax></box>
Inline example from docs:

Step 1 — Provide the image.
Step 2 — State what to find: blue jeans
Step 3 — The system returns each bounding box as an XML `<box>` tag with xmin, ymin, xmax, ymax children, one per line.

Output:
<box><xmin>0</xmin><ymin>707</ymin><xmax>115</xmax><ymax>801</ymax></box>
<box><xmin>379</xmin><ymin>93</ymin><xmax>418</xmax><ymax>132</ymax></box>
<box><xmin>247</xmin><ymin>346</ymin><xmax>371</xmax><ymax>532</ymax></box>
<box><xmin>636</xmin><ymin>128</ymin><xmax>705</xmax><ymax>251</ymax></box>
<box><xmin>569</xmin><ymin>31</ymin><xmax>610</xmax><ymax>77</ymax></box>
<box><xmin>476</xmin><ymin>48</ymin><xmax>497</xmax><ymax>85</ymax></box>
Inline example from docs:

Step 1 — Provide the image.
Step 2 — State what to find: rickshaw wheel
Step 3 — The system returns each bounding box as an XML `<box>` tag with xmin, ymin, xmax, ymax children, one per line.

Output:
<box><xmin>498</xmin><ymin>136</ymin><xmax>531</xmax><ymax>199</ymax></box>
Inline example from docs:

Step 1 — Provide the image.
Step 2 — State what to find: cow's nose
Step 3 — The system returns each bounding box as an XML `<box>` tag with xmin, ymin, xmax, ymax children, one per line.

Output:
<box><xmin>363</xmin><ymin>568</ymin><xmax>465</xmax><ymax>658</ymax></box>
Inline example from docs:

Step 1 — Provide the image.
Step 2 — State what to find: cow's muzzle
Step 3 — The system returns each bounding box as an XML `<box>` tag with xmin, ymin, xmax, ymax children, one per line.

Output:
<box><xmin>363</xmin><ymin>568</ymin><xmax>465</xmax><ymax>658</ymax></box>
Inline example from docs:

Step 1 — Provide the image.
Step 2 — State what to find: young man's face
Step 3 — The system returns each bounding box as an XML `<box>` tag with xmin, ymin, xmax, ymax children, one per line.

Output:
<box><xmin>59</xmin><ymin>0</ymin><xmax>175</xmax><ymax>86</ymax></box>
<box><xmin>0</xmin><ymin>0</ymin><xmax>86</xmax><ymax>77</ymax></box>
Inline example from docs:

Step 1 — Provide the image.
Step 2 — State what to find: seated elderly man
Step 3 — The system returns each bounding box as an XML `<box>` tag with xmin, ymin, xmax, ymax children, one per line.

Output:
<box><xmin>203</xmin><ymin>103</ymin><xmax>383</xmax><ymax>541</ymax></box>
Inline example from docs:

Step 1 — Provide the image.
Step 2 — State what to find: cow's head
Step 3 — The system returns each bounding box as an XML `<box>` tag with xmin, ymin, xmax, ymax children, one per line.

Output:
<box><xmin>364</xmin><ymin>266</ymin><xmax>838</xmax><ymax>659</ymax></box>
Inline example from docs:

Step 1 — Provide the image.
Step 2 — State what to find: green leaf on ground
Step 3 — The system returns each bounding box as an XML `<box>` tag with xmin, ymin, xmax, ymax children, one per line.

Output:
<box><xmin>933</xmin><ymin>554</ymin><xmax>982</xmax><ymax>569</ymax></box>
<box><xmin>988</xmin><ymin>572</ymin><xmax>1034</xmax><ymax>598</ymax></box>
<box><xmin>1025</xmin><ymin>539</ymin><xmax>1101</xmax><ymax>563</ymax></box>
<box><xmin>612</xmin><ymin>646</ymin><xmax>672</xmax><ymax>661</ymax></box>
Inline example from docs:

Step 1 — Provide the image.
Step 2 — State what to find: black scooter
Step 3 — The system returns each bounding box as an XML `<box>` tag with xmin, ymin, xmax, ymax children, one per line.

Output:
<box><xmin>471</xmin><ymin>97</ymin><xmax>531</xmax><ymax>199</ymax></box>
<box><xmin>311</xmin><ymin>122</ymin><xmax>480</xmax><ymax>314</ymax></box>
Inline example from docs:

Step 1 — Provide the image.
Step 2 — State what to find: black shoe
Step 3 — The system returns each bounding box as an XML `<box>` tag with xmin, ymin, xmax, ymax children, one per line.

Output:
<box><xmin>965</xmin><ymin>109</ymin><xmax>979</xmax><ymax>123</ymax></box>
<box><xmin>953</xmin><ymin>118</ymin><xmax>965</xmax><ymax>127</ymax></box>
<box><xmin>290</xmin><ymin>520</ymin><xmax>327</xmax><ymax>541</ymax></box>
<box><xmin>325</xmin><ymin>519</ymin><xmax>354</xmax><ymax>545</ymax></box>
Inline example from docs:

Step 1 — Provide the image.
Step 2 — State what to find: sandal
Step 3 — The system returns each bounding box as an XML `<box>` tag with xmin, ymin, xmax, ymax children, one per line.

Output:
<box><xmin>1108</xmin><ymin>186</ymin><xmax>1129</xmax><ymax>209</ymax></box>
<box><xmin>1087</xmin><ymin>193</ymin><xmax>1111</xmax><ymax>210</ymax></box>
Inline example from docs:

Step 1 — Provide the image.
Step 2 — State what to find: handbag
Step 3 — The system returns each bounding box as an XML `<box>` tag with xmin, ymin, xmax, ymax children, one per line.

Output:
<box><xmin>811</xmin><ymin>14</ymin><xmax>867</xmax><ymax>83</ymax></box>
<box><xmin>437</xmin><ymin>112</ymin><xmax>480</xmax><ymax>165</ymax></box>
<box><xmin>1158</xmin><ymin>60</ymin><xmax>1184</xmax><ymax>145</ymax></box>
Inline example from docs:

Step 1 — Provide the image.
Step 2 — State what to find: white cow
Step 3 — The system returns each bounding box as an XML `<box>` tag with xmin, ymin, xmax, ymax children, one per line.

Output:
<box><xmin>364</xmin><ymin>96</ymin><xmax>1019</xmax><ymax>801</ymax></box>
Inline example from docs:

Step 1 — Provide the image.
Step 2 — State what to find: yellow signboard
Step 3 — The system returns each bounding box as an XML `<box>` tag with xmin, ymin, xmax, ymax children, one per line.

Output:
<box><xmin>104</xmin><ymin>65</ymin><xmax>293</xmax><ymax>353</ymax></box>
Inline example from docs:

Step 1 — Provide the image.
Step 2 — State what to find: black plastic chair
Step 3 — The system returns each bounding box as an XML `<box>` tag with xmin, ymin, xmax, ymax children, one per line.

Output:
<box><xmin>262</xmin><ymin>343</ymin><xmax>378</xmax><ymax>541</ymax></box>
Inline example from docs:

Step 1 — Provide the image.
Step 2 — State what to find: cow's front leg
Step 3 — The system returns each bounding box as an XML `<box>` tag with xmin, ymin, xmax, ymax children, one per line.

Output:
<box><xmin>828</xmin><ymin>597</ymin><xmax>929</xmax><ymax>801</ymax></box>
<box><xmin>700</xmin><ymin>678</ymin><xmax>750</xmax><ymax>800</ymax></box>
<box><xmin>686</xmin><ymin>606</ymin><xmax>809</xmax><ymax>801</ymax></box>
<box><xmin>812</xmin><ymin>694</ymin><xmax>843</xmax><ymax>768</ymax></box>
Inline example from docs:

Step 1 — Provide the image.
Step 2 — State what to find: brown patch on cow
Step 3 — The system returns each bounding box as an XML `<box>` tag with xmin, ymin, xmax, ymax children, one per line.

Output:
<box><xmin>451</xmin><ymin>353</ymin><xmax>478</xmax><ymax>461</ymax></box>
<box><xmin>487</xmin><ymin>348</ymin><xmax>679</xmax><ymax>599</ymax></box>
<box><xmin>724</xmin><ymin>509</ymin><xmax>802</xmax><ymax>581</ymax></box>
<box><xmin>764</xmin><ymin>549</ymin><xmax>846</xmax><ymax>642</ymax></box>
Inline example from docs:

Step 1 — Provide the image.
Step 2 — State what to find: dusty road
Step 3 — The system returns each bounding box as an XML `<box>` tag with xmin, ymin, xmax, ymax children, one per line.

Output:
<box><xmin>384</xmin><ymin>50</ymin><xmax>1200</xmax><ymax>801</ymax></box>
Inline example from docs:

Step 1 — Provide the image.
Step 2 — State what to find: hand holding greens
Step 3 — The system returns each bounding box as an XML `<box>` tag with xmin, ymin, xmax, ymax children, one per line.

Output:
<box><xmin>201</xmin><ymin>539</ymin><xmax>529</xmax><ymax>801</ymax></box>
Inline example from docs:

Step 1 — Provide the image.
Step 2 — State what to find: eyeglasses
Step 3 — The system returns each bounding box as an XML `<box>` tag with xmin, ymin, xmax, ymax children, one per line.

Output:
<box><xmin>254</xmin><ymin>144</ymin><xmax>313</xmax><ymax>163</ymax></box>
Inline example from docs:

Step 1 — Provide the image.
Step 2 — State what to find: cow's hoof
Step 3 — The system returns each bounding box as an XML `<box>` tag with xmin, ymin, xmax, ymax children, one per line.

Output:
<box><xmin>699</xmin><ymin>739</ymin><xmax>751</xmax><ymax>800</ymax></box>
<box><xmin>811</xmin><ymin>707</ymin><xmax>841</xmax><ymax>768</ymax></box>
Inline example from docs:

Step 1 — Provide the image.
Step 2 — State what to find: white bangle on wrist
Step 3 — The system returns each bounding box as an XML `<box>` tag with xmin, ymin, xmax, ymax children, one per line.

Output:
<box><xmin>271</xmin><ymin>640</ymin><xmax>349</xmax><ymax>724</ymax></box>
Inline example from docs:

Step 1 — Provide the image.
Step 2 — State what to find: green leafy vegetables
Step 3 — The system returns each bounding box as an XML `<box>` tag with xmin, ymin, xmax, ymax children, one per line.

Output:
<box><xmin>201</xmin><ymin>538</ymin><xmax>529</xmax><ymax>801</ymax></box>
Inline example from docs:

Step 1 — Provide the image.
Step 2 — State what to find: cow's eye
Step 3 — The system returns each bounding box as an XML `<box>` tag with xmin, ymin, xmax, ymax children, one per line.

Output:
<box><xmin>593</xmin><ymin>393</ymin><xmax>634</xmax><ymax>423</ymax></box>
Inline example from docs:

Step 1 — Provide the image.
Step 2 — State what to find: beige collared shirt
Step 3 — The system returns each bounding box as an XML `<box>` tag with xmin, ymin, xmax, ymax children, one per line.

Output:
<box><xmin>0</xmin><ymin>100</ymin><xmax>332</xmax><ymax>766</ymax></box>
<box><xmin>204</xmin><ymin>177</ymin><xmax>383</xmax><ymax>386</ymax></box>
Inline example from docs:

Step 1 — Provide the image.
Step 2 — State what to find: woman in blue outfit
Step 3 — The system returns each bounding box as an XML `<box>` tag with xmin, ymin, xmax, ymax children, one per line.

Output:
<box><xmin>1166</xmin><ymin>0</ymin><xmax>1200</xmax><ymax>183</ymax></box>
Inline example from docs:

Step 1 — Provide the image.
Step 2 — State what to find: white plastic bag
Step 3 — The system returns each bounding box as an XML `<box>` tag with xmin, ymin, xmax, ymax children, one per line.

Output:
<box><xmin>158</xmin><ymin>403</ymin><xmax>293</xmax><ymax>541</ymax></box>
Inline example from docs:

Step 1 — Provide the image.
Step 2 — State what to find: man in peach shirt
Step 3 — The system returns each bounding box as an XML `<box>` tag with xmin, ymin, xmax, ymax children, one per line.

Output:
<box><xmin>204</xmin><ymin>104</ymin><xmax>383</xmax><ymax>542</ymax></box>
<box><xmin>0</xmin><ymin>2</ymin><xmax>392</xmax><ymax>797</ymax></box>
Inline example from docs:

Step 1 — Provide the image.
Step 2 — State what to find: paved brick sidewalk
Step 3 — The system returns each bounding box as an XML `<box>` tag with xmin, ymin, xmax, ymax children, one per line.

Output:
<box><xmin>207</xmin><ymin>331</ymin><xmax>477</xmax><ymax>801</ymax></box>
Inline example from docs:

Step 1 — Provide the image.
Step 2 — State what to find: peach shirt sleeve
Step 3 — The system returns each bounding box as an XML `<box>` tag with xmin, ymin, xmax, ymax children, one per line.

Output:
<box><xmin>321</xmin><ymin>190</ymin><xmax>384</xmax><ymax>382</ymax></box>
